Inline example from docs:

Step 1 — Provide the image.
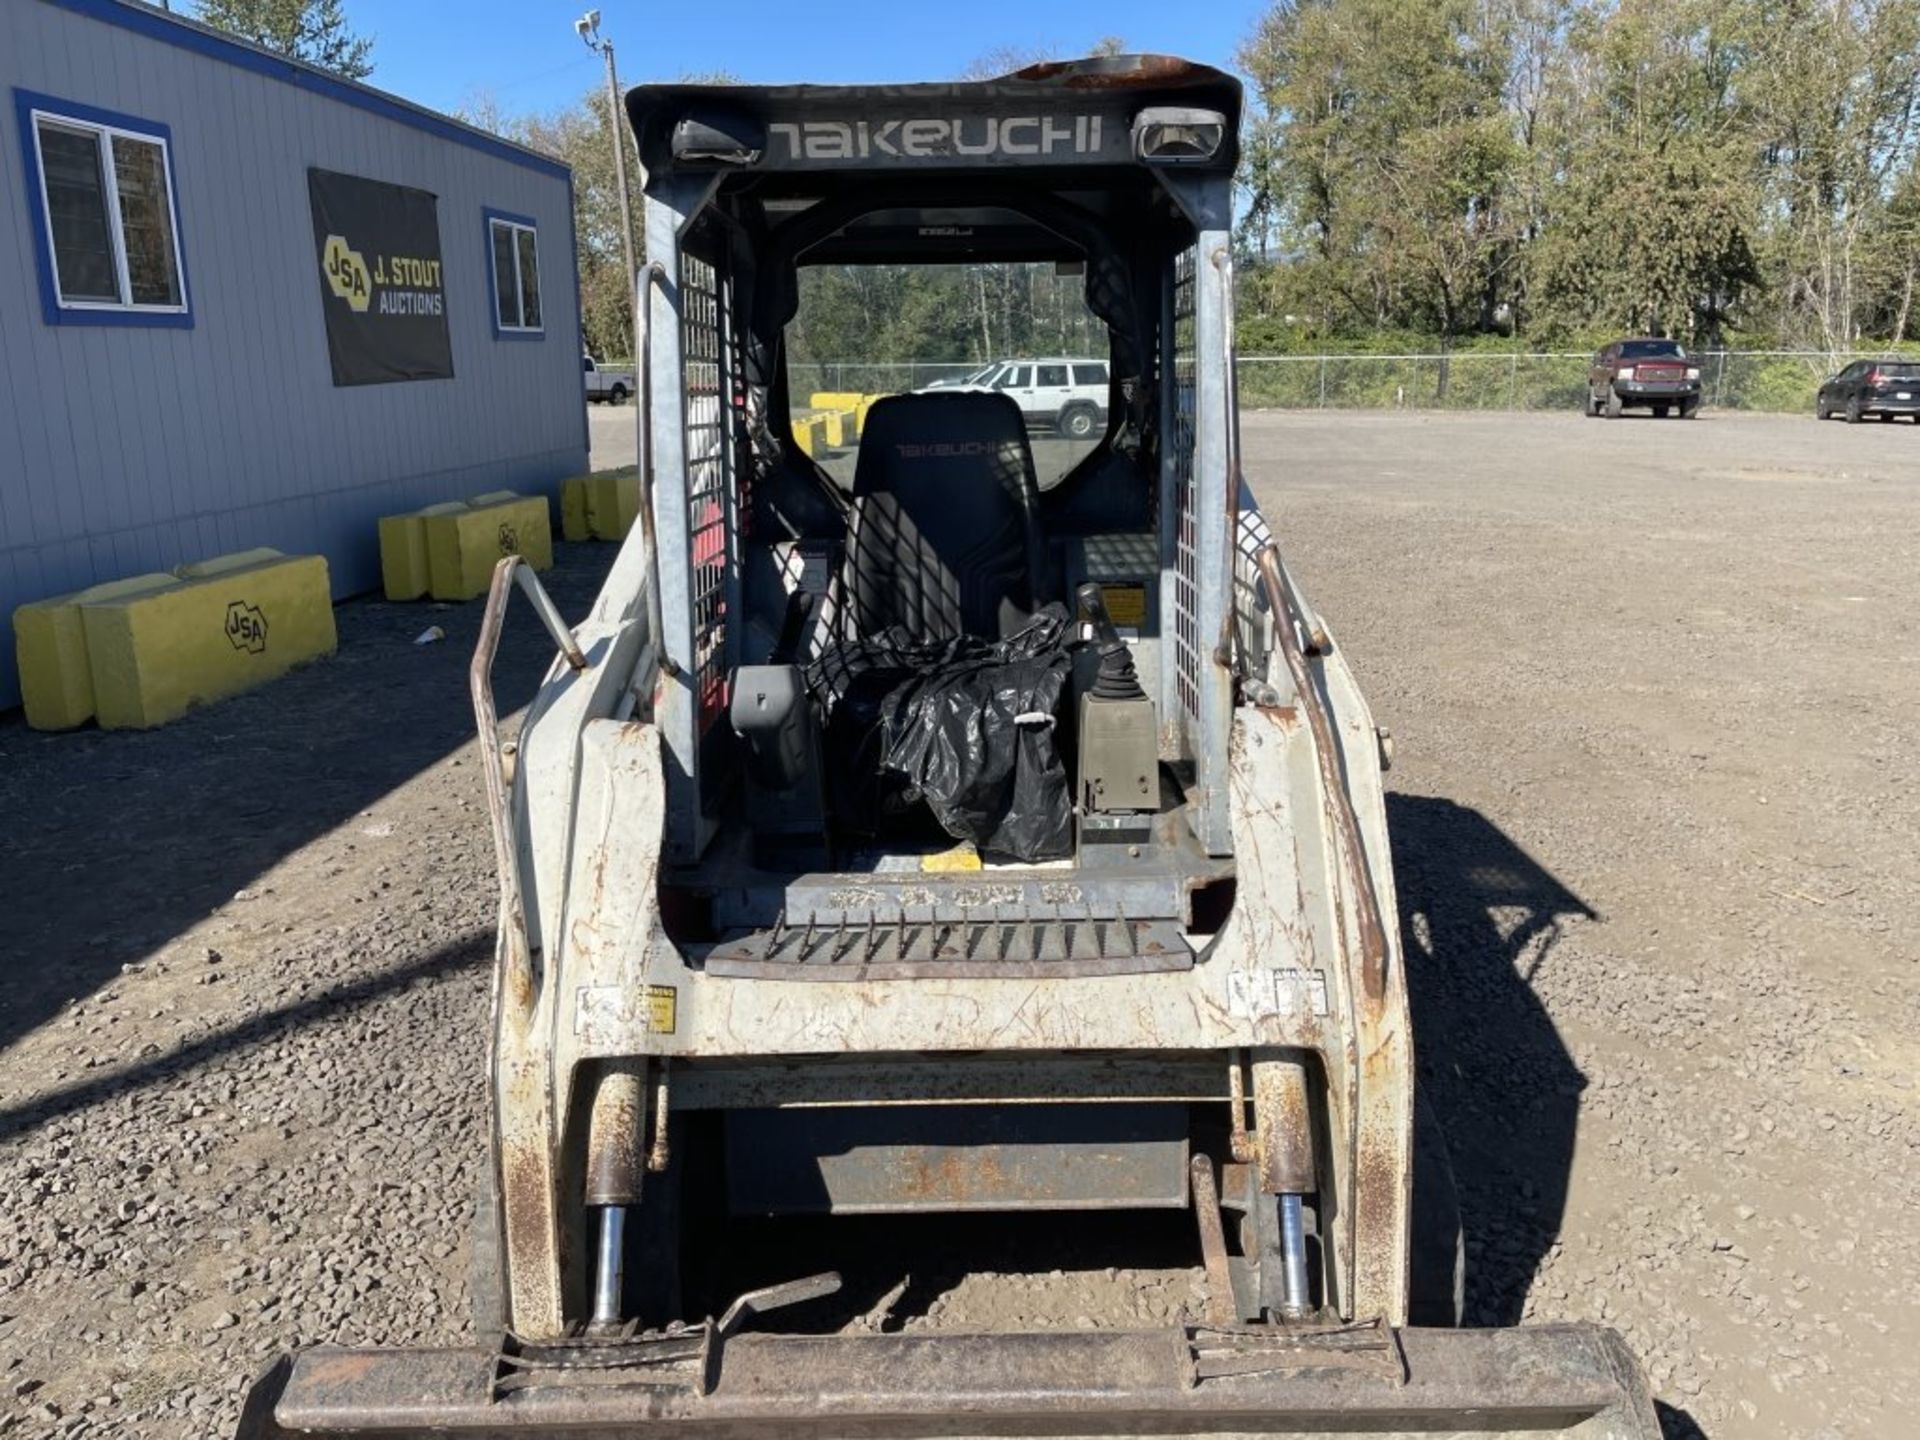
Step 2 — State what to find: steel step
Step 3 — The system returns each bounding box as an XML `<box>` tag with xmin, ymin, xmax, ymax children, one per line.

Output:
<box><xmin>701</xmin><ymin>915</ymin><xmax>1191</xmax><ymax>980</ymax></box>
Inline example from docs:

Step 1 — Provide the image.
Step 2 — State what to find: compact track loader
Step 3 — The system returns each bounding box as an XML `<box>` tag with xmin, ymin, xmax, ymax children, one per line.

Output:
<box><xmin>241</xmin><ymin>54</ymin><xmax>1660</xmax><ymax>1439</ymax></box>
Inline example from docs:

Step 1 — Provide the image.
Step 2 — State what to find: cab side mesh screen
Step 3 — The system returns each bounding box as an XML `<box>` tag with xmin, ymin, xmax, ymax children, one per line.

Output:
<box><xmin>1170</xmin><ymin>245</ymin><xmax>1200</xmax><ymax>737</ymax></box>
<box><xmin>682</xmin><ymin>248</ymin><xmax>736</xmax><ymax>751</ymax></box>
<box><xmin>1232</xmin><ymin>494</ymin><xmax>1275</xmax><ymax>677</ymax></box>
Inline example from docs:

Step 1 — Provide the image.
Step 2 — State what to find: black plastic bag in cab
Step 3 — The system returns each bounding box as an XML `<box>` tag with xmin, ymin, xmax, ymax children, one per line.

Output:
<box><xmin>877</xmin><ymin>605</ymin><xmax>1076</xmax><ymax>863</ymax></box>
<box><xmin>804</xmin><ymin>606</ymin><xmax>1076</xmax><ymax>862</ymax></box>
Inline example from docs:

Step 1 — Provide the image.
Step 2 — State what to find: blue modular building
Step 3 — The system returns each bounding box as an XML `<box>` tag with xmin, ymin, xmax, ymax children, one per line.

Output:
<box><xmin>1</xmin><ymin>0</ymin><xmax>588</xmax><ymax>707</ymax></box>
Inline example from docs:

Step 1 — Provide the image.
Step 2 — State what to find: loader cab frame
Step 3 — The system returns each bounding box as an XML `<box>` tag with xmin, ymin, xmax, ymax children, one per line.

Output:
<box><xmin>620</xmin><ymin>58</ymin><xmax>1258</xmax><ymax>920</ymax></box>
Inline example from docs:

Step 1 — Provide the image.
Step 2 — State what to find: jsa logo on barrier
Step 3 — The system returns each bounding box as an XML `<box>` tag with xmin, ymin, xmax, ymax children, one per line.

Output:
<box><xmin>225</xmin><ymin>601</ymin><xmax>268</xmax><ymax>655</ymax></box>
<box><xmin>769</xmin><ymin>114</ymin><xmax>1104</xmax><ymax>162</ymax></box>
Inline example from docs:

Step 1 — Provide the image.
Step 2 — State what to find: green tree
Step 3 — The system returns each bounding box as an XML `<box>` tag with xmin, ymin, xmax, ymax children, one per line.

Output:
<box><xmin>1523</xmin><ymin>0</ymin><xmax>1760</xmax><ymax>342</ymax></box>
<box><xmin>1728</xmin><ymin>0</ymin><xmax>1920</xmax><ymax>351</ymax></box>
<box><xmin>459</xmin><ymin>87</ymin><xmax>642</xmax><ymax>360</ymax></box>
<box><xmin>1238</xmin><ymin>0</ymin><xmax>1519</xmax><ymax>348</ymax></box>
<box><xmin>195</xmin><ymin>0</ymin><xmax>373</xmax><ymax>79</ymax></box>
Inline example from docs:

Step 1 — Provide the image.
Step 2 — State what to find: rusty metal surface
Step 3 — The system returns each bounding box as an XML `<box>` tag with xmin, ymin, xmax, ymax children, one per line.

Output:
<box><xmin>583</xmin><ymin>1063</ymin><xmax>646</xmax><ymax>1206</ymax></box>
<box><xmin>469</xmin><ymin>557</ymin><xmax>539</xmax><ymax>1018</ymax></box>
<box><xmin>670</xmin><ymin>1055</ymin><xmax>1231</xmax><ymax>1111</ymax></box>
<box><xmin>722</xmin><ymin>1103</ymin><xmax>1189</xmax><ymax>1215</ymax></box>
<box><xmin>1188</xmin><ymin>1156</ymin><xmax>1240</xmax><ymax>1327</ymax></box>
<box><xmin>248</xmin><ymin>1323</ymin><xmax>1662</xmax><ymax>1438</ymax></box>
<box><xmin>1250</xmin><ymin>1056</ymin><xmax>1315</xmax><ymax>1196</ymax></box>
<box><xmin>1254</xmin><ymin>544</ymin><xmax>1391</xmax><ymax>1004</ymax></box>
<box><xmin>1186</xmin><ymin>1319</ymin><xmax>1404</xmax><ymax>1385</ymax></box>
<box><xmin>1010</xmin><ymin>54</ymin><xmax>1219</xmax><ymax>87</ymax></box>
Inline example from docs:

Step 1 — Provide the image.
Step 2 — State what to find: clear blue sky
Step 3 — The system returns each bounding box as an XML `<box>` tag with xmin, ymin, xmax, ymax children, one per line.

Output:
<box><xmin>346</xmin><ymin>1</ymin><xmax>1269</xmax><ymax>120</ymax></box>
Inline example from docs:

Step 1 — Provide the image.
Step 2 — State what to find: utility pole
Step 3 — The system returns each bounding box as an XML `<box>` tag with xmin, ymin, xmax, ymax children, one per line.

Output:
<box><xmin>576</xmin><ymin>10</ymin><xmax>637</xmax><ymax>354</ymax></box>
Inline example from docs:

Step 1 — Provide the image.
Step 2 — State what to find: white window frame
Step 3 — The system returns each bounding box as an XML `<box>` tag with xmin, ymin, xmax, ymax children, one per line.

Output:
<box><xmin>29</xmin><ymin>107</ymin><xmax>188</xmax><ymax>316</ymax></box>
<box><xmin>489</xmin><ymin>215</ymin><xmax>543</xmax><ymax>335</ymax></box>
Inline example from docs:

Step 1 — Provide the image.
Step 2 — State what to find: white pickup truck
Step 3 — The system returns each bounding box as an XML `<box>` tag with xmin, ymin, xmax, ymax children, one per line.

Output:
<box><xmin>583</xmin><ymin>353</ymin><xmax>635</xmax><ymax>405</ymax></box>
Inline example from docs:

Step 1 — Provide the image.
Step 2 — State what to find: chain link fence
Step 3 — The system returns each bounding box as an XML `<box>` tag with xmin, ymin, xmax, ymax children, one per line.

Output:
<box><xmin>788</xmin><ymin>361</ymin><xmax>987</xmax><ymax>396</ymax></box>
<box><xmin>1232</xmin><ymin>351</ymin><xmax>1873</xmax><ymax>413</ymax></box>
<box><xmin>787</xmin><ymin>352</ymin><xmax>1889</xmax><ymax>413</ymax></box>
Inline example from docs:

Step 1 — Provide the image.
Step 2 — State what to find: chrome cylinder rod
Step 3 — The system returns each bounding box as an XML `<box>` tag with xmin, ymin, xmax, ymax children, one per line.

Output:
<box><xmin>590</xmin><ymin>1206</ymin><xmax>626</xmax><ymax>1329</ymax></box>
<box><xmin>1277</xmin><ymin>1193</ymin><xmax>1312</xmax><ymax>1319</ymax></box>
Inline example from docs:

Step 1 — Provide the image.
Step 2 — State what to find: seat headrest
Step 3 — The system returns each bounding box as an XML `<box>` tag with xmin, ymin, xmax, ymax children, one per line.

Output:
<box><xmin>851</xmin><ymin>392</ymin><xmax>1035</xmax><ymax>499</ymax></box>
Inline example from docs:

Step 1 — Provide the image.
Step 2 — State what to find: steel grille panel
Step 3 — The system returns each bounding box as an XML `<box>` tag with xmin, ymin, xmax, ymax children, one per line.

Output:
<box><xmin>1232</xmin><ymin>499</ymin><xmax>1275</xmax><ymax>676</ymax></box>
<box><xmin>681</xmin><ymin>250</ymin><xmax>732</xmax><ymax>737</ymax></box>
<box><xmin>1170</xmin><ymin>246</ymin><xmax>1199</xmax><ymax>727</ymax></box>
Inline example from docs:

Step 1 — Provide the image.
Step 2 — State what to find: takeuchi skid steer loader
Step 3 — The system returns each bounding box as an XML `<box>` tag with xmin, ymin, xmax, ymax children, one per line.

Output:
<box><xmin>241</xmin><ymin>55</ymin><xmax>1660</xmax><ymax>1440</ymax></box>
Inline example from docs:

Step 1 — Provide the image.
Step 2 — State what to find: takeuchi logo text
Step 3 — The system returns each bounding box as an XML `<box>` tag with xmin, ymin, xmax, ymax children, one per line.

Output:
<box><xmin>769</xmin><ymin>114</ymin><xmax>1105</xmax><ymax>162</ymax></box>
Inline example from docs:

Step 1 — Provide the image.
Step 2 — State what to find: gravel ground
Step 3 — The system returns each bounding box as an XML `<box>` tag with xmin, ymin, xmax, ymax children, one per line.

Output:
<box><xmin>1</xmin><ymin>408</ymin><xmax>1915</xmax><ymax>1438</ymax></box>
<box><xmin>1242</xmin><ymin>411</ymin><xmax>1919</xmax><ymax>1439</ymax></box>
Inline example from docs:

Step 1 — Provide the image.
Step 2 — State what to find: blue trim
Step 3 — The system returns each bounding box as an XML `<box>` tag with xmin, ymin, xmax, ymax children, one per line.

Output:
<box><xmin>41</xmin><ymin>0</ymin><xmax>572</xmax><ymax>183</ymax></box>
<box><xmin>13</xmin><ymin>87</ymin><xmax>195</xmax><ymax>329</ymax></box>
<box><xmin>484</xmin><ymin>207</ymin><xmax>546</xmax><ymax>341</ymax></box>
<box><xmin>565</xmin><ymin>173</ymin><xmax>589</xmax><ymax>457</ymax></box>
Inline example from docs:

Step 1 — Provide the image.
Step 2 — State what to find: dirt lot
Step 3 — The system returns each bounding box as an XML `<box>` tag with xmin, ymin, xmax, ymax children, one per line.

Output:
<box><xmin>2</xmin><ymin>410</ymin><xmax>1916</xmax><ymax>1438</ymax></box>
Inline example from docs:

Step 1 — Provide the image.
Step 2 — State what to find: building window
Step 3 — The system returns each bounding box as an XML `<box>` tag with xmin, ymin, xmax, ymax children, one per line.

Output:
<box><xmin>15</xmin><ymin>91</ymin><xmax>189</xmax><ymax>327</ymax></box>
<box><xmin>486</xmin><ymin>210</ymin><xmax>542</xmax><ymax>337</ymax></box>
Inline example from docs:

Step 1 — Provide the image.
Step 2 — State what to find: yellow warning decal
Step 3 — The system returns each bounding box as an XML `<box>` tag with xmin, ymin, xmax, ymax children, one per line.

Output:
<box><xmin>921</xmin><ymin>841</ymin><xmax>984</xmax><ymax>873</ymax></box>
<box><xmin>1102</xmin><ymin>583</ymin><xmax>1147</xmax><ymax>628</ymax></box>
<box><xmin>646</xmin><ymin>985</ymin><xmax>677</xmax><ymax>1034</ymax></box>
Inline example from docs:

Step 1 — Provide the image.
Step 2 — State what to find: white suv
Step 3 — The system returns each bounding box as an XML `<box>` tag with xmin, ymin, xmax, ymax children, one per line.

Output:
<box><xmin>949</xmin><ymin>358</ymin><xmax>1112</xmax><ymax>438</ymax></box>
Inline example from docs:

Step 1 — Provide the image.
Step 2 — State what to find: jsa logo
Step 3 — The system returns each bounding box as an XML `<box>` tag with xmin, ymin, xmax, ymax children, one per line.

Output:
<box><xmin>769</xmin><ymin>114</ymin><xmax>1104</xmax><ymax>162</ymax></box>
<box><xmin>225</xmin><ymin>601</ymin><xmax>268</xmax><ymax>655</ymax></box>
<box><xmin>321</xmin><ymin>234</ymin><xmax>371</xmax><ymax>313</ymax></box>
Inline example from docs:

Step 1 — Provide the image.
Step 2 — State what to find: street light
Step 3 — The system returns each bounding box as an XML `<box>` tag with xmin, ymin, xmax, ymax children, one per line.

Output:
<box><xmin>577</xmin><ymin>10</ymin><xmax>637</xmax><ymax>354</ymax></box>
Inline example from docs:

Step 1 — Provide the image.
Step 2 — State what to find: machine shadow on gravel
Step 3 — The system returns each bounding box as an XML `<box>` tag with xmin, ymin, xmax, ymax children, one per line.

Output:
<box><xmin>1387</xmin><ymin>793</ymin><xmax>1596</xmax><ymax>1327</ymax></box>
<box><xmin>0</xmin><ymin>927</ymin><xmax>491</xmax><ymax>1142</ymax></box>
<box><xmin>0</xmin><ymin>543</ymin><xmax>617</xmax><ymax>1055</ymax></box>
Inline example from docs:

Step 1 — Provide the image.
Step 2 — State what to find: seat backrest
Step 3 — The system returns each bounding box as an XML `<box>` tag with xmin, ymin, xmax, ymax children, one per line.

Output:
<box><xmin>841</xmin><ymin>391</ymin><xmax>1047</xmax><ymax>641</ymax></box>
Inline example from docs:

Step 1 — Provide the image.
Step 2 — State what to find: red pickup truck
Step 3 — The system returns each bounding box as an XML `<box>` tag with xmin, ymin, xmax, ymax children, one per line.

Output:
<box><xmin>1586</xmin><ymin>338</ymin><xmax>1702</xmax><ymax>419</ymax></box>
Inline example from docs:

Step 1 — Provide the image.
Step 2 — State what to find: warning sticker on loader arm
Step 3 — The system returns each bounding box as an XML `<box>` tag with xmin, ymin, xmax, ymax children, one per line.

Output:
<box><xmin>575</xmin><ymin>984</ymin><xmax>677</xmax><ymax>1040</ymax></box>
<box><xmin>1227</xmin><ymin>969</ymin><xmax>1330</xmax><ymax>1019</ymax></box>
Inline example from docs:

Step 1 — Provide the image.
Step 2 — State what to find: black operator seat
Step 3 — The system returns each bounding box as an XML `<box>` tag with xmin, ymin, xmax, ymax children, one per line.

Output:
<box><xmin>840</xmin><ymin>391</ymin><xmax>1050</xmax><ymax>641</ymax></box>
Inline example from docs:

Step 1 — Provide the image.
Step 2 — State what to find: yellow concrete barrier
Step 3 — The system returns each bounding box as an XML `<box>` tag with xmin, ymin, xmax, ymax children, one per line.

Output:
<box><xmin>584</xmin><ymin>468</ymin><xmax>639</xmax><ymax>540</ymax></box>
<box><xmin>820</xmin><ymin>409</ymin><xmax>856</xmax><ymax>449</ymax></box>
<box><xmin>559</xmin><ymin>471</ymin><xmax>638</xmax><ymax>542</ymax></box>
<box><xmin>82</xmin><ymin>552</ymin><xmax>336</xmax><ymax>730</ymax></box>
<box><xmin>856</xmin><ymin>392</ymin><xmax>891</xmax><ymax>431</ymax></box>
<box><xmin>424</xmin><ymin>492</ymin><xmax>553</xmax><ymax>601</ymax></box>
<box><xmin>14</xmin><ymin>573</ymin><xmax>180</xmax><ymax>731</ymax></box>
<box><xmin>560</xmin><ymin>477</ymin><xmax>591</xmax><ymax>542</ymax></box>
<box><xmin>378</xmin><ymin>502</ymin><xmax>468</xmax><ymax>601</ymax></box>
<box><xmin>175</xmin><ymin>547</ymin><xmax>284</xmax><ymax>579</ymax></box>
<box><xmin>808</xmin><ymin>390</ymin><xmax>866</xmax><ymax>414</ymax></box>
<box><xmin>791</xmin><ymin>413</ymin><xmax>826</xmax><ymax>458</ymax></box>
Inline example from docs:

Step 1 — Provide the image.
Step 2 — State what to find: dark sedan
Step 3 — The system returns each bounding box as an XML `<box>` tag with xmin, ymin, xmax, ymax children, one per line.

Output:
<box><xmin>1816</xmin><ymin>360</ymin><xmax>1920</xmax><ymax>423</ymax></box>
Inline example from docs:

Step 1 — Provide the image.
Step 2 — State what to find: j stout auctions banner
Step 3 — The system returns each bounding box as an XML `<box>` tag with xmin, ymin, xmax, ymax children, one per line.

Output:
<box><xmin>308</xmin><ymin>168</ymin><xmax>453</xmax><ymax>386</ymax></box>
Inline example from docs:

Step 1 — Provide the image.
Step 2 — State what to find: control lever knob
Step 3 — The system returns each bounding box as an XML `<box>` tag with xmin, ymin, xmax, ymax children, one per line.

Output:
<box><xmin>1076</xmin><ymin>582</ymin><xmax>1146</xmax><ymax>702</ymax></box>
